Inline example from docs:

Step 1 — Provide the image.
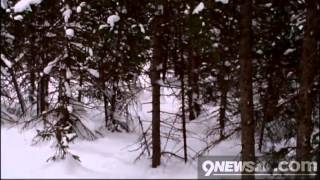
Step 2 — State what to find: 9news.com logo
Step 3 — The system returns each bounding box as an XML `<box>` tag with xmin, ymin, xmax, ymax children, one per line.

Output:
<box><xmin>198</xmin><ymin>156</ymin><xmax>318</xmax><ymax>179</ymax></box>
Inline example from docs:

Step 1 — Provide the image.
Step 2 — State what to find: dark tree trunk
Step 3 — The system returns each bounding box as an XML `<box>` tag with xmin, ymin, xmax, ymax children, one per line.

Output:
<box><xmin>181</xmin><ymin>62</ymin><xmax>188</xmax><ymax>163</ymax></box>
<box><xmin>150</xmin><ymin>9</ymin><xmax>164</xmax><ymax>168</ymax></box>
<box><xmin>102</xmin><ymin>81</ymin><xmax>109</xmax><ymax>127</ymax></box>
<box><xmin>187</xmin><ymin>51</ymin><xmax>201</xmax><ymax>121</ymax></box>
<box><xmin>29</xmin><ymin>66</ymin><xmax>36</xmax><ymax>104</ymax></box>
<box><xmin>297</xmin><ymin>0</ymin><xmax>318</xmax><ymax>161</ymax></box>
<box><xmin>258</xmin><ymin>54</ymin><xmax>280</xmax><ymax>152</ymax></box>
<box><xmin>39</xmin><ymin>75</ymin><xmax>49</xmax><ymax>114</ymax></box>
<box><xmin>10</xmin><ymin>69</ymin><xmax>26</xmax><ymax>115</ymax></box>
<box><xmin>239</xmin><ymin>0</ymin><xmax>255</xmax><ymax>178</ymax></box>
<box><xmin>187</xmin><ymin>55</ymin><xmax>195</xmax><ymax>121</ymax></box>
<box><xmin>78</xmin><ymin>72</ymin><xmax>83</xmax><ymax>102</ymax></box>
<box><xmin>110</xmin><ymin>82</ymin><xmax>117</xmax><ymax>127</ymax></box>
<box><xmin>219</xmin><ymin>80</ymin><xmax>227</xmax><ymax>138</ymax></box>
<box><xmin>28</xmin><ymin>35</ymin><xmax>36</xmax><ymax>105</ymax></box>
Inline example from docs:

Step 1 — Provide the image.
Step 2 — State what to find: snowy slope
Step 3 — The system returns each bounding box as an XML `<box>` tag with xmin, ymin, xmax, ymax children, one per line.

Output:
<box><xmin>1</xmin><ymin>83</ymin><xmax>240</xmax><ymax>178</ymax></box>
<box><xmin>1</xmin><ymin>126</ymin><xmax>239</xmax><ymax>178</ymax></box>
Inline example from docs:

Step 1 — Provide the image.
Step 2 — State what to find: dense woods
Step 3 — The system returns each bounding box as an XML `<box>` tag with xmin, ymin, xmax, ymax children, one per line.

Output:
<box><xmin>1</xmin><ymin>0</ymin><xmax>319</xmax><ymax>178</ymax></box>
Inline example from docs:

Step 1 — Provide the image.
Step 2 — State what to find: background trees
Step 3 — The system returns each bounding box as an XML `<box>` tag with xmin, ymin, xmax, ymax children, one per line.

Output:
<box><xmin>239</xmin><ymin>0</ymin><xmax>255</xmax><ymax>177</ymax></box>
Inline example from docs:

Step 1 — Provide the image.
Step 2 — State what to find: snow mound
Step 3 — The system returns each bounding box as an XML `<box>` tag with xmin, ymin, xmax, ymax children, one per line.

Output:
<box><xmin>107</xmin><ymin>15</ymin><xmax>120</xmax><ymax>31</ymax></box>
<box><xmin>13</xmin><ymin>0</ymin><xmax>42</xmax><ymax>13</ymax></box>
<box><xmin>192</xmin><ymin>2</ymin><xmax>205</xmax><ymax>14</ymax></box>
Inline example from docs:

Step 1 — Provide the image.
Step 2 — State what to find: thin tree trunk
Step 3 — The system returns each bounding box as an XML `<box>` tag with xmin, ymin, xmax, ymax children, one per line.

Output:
<box><xmin>103</xmin><ymin>87</ymin><xmax>109</xmax><ymax>127</ymax></box>
<box><xmin>187</xmin><ymin>51</ymin><xmax>201</xmax><ymax>121</ymax></box>
<box><xmin>39</xmin><ymin>74</ymin><xmax>49</xmax><ymax>121</ymax></box>
<box><xmin>151</xmin><ymin>13</ymin><xmax>163</xmax><ymax>168</ymax></box>
<box><xmin>28</xmin><ymin>34</ymin><xmax>36</xmax><ymax>105</ymax></box>
<box><xmin>10</xmin><ymin>69</ymin><xmax>26</xmax><ymax>115</ymax></box>
<box><xmin>219</xmin><ymin>81</ymin><xmax>227</xmax><ymax>138</ymax></box>
<box><xmin>78</xmin><ymin>72</ymin><xmax>83</xmax><ymax>102</ymax></box>
<box><xmin>181</xmin><ymin>67</ymin><xmax>188</xmax><ymax>163</ymax></box>
<box><xmin>239</xmin><ymin>0</ymin><xmax>255</xmax><ymax>178</ymax></box>
<box><xmin>29</xmin><ymin>67</ymin><xmax>36</xmax><ymax>104</ymax></box>
<box><xmin>187</xmin><ymin>50</ymin><xmax>198</xmax><ymax>120</ymax></box>
<box><xmin>297</xmin><ymin>0</ymin><xmax>318</xmax><ymax>161</ymax></box>
<box><xmin>110</xmin><ymin>82</ymin><xmax>117</xmax><ymax>126</ymax></box>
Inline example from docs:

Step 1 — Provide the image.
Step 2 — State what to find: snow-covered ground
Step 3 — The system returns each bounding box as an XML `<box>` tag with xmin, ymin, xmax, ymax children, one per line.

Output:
<box><xmin>1</xmin><ymin>84</ymin><xmax>241</xmax><ymax>179</ymax></box>
<box><xmin>1</xmin><ymin>125</ymin><xmax>240</xmax><ymax>179</ymax></box>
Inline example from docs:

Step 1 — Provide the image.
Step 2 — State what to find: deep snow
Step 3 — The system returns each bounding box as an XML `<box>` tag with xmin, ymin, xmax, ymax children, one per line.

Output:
<box><xmin>1</xmin><ymin>125</ymin><xmax>241</xmax><ymax>178</ymax></box>
<box><xmin>1</xmin><ymin>79</ymin><xmax>241</xmax><ymax>178</ymax></box>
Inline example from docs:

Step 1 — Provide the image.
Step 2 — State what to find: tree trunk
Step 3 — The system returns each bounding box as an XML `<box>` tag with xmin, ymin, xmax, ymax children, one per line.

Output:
<box><xmin>296</xmin><ymin>0</ymin><xmax>318</xmax><ymax>161</ymax></box>
<box><xmin>103</xmin><ymin>83</ymin><xmax>109</xmax><ymax>127</ymax></box>
<box><xmin>110</xmin><ymin>83</ymin><xmax>117</xmax><ymax>122</ymax></box>
<box><xmin>187</xmin><ymin>51</ymin><xmax>201</xmax><ymax>121</ymax></box>
<box><xmin>10</xmin><ymin>69</ymin><xmax>26</xmax><ymax>115</ymax></box>
<box><xmin>181</xmin><ymin>66</ymin><xmax>188</xmax><ymax>163</ymax></box>
<box><xmin>29</xmin><ymin>66</ymin><xmax>36</xmax><ymax>104</ymax></box>
<box><xmin>219</xmin><ymin>80</ymin><xmax>227</xmax><ymax>138</ymax></box>
<box><xmin>39</xmin><ymin>74</ymin><xmax>49</xmax><ymax>122</ymax></box>
<box><xmin>78</xmin><ymin>72</ymin><xmax>83</xmax><ymax>102</ymax></box>
<box><xmin>151</xmin><ymin>13</ymin><xmax>163</xmax><ymax>168</ymax></box>
<box><xmin>239</xmin><ymin>0</ymin><xmax>255</xmax><ymax>178</ymax></box>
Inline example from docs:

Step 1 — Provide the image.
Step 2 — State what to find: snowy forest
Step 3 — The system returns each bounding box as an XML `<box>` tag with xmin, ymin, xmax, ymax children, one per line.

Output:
<box><xmin>1</xmin><ymin>0</ymin><xmax>319</xmax><ymax>179</ymax></box>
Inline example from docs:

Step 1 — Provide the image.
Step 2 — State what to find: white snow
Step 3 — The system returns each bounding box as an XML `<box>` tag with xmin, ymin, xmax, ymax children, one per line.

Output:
<box><xmin>43</xmin><ymin>57</ymin><xmax>60</xmax><ymax>74</ymax></box>
<box><xmin>1</xmin><ymin>110</ymin><xmax>240</xmax><ymax>179</ymax></box>
<box><xmin>76</xmin><ymin>6</ymin><xmax>82</xmax><ymax>13</ymax></box>
<box><xmin>86</xmin><ymin>47</ymin><xmax>93</xmax><ymax>57</ymax></box>
<box><xmin>1</xmin><ymin>127</ymin><xmax>188</xmax><ymax>178</ymax></box>
<box><xmin>224</xmin><ymin>61</ymin><xmax>231</xmax><ymax>67</ymax></box>
<box><xmin>1</xmin><ymin>76</ymin><xmax>241</xmax><ymax>178</ymax></box>
<box><xmin>139</xmin><ymin>24</ymin><xmax>145</xmax><ymax>34</ymax></box>
<box><xmin>98</xmin><ymin>24</ymin><xmax>108</xmax><ymax>30</ymax></box>
<box><xmin>287</xmin><ymin>71</ymin><xmax>293</xmax><ymax>78</ymax></box>
<box><xmin>13</xmin><ymin>15</ymin><xmax>24</xmax><ymax>21</ymax></box>
<box><xmin>65</xmin><ymin>28</ymin><xmax>74</xmax><ymax>37</ymax></box>
<box><xmin>192</xmin><ymin>2</ymin><xmax>205</xmax><ymax>14</ymax></box>
<box><xmin>156</xmin><ymin>63</ymin><xmax>163</xmax><ymax>70</ymax></box>
<box><xmin>265</xmin><ymin>3</ymin><xmax>272</xmax><ymax>7</ymax></box>
<box><xmin>1</xmin><ymin>54</ymin><xmax>13</xmax><ymax>68</ymax></box>
<box><xmin>215</xmin><ymin>0</ymin><xmax>229</xmax><ymax>4</ymax></box>
<box><xmin>79</xmin><ymin>2</ymin><xmax>86</xmax><ymax>7</ymax></box>
<box><xmin>1</xmin><ymin>32</ymin><xmax>15</xmax><ymax>40</ymax></box>
<box><xmin>1</xmin><ymin>66</ymin><xmax>241</xmax><ymax>178</ymax></box>
<box><xmin>13</xmin><ymin>0</ymin><xmax>42</xmax><ymax>13</ymax></box>
<box><xmin>66</xmin><ymin>68</ymin><xmax>72</xmax><ymax>79</ymax></box>
<box><xmin>14</xmin><ymin>52</ymin><xmax>25</xmax><ymax>62</ymax></box>
<box><xmin>256</xmin><ymin>49</ymin><xmax>263</xmax><ymax>54</ymax></box>
<box><xmin>283</xmin><ymin>48</ymin><xmax>295</xmax><ymax>55</ymax></box>
<box><xmin>64</xmin><ymin>82</ymin><xmax>71</xmax><ymax>97</ymax></box>
<box><xmin>144</xmin><ymin>36</ymin><xmax>150</xmax><ymax>40</ymax></box>
<box><xmin>67</xmin><ymin>105</ymin><xmax>73</xmax><ymax>113</ymax></box>
<box><xmin>87</xmin><ymin>68</ymin><xmax>100</xmax><ymax>78</ymax></box>
<box><xmin>1</xmin><ymin>0</ymin><xmax>8</xmax><ymax>9</ymax></box>
<box><xmin>63</xmin><ymin>8</ymin><xmax>72</xmax><ymax>23</ymax></box>
<box><xmin>107</xmin><ymin>15</ymin><xmax>120</xmax><ymax>31</ymax></box>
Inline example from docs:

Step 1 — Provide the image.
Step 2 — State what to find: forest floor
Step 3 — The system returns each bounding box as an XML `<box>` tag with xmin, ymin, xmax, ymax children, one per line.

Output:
<box><xmin>1</xmin><ymin>126</ymin><xmax>240</xmax><ymax>178</ymax></box>
<box><xmin>1</xmin><ymin>87</ymin><xmax>241</xmax><ymax>178</ymax></box>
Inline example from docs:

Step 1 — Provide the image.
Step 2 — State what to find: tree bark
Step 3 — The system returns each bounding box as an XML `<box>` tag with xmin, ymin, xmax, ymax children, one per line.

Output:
<box><xmin>39</xmin><ymin>75</ymin><xmax>49</xmax><ymax>114</ymax></box>
<box><xmin>297</xmin><ymin>0</ymin><xmax>318</xmax><ymax>161</ymax></box>
<box><xmin>151</xmin><ymin>13</ymin><xmax>163</xmax><ymax>168</ymax></box>
<box><xmin>239</xmin><ymin>0</ymin><xmax>255</xmax><ymax>178</ymax></box>
<box><xmin>10</xmin><ymin>69</ymin><xmax>26</xmax><ymax>115</ymax></box>
<box><xmin>187</xmin><ymin>51</ymin><xmax>201</xmax><ymax>121</ymax></box>
<box><xmin>78</xmin><ymin>72</ymin><xmax>83</xmax><ymax>102</ymax></box>
<box><xmin>219</xmin><ymin>80</ymin><xmax>227</xmax><ymax>138</ymax></box>
<box><xmin>181</xmin><ymin>65</ymin><xmax>188</xmax><ymax>163</ymax></box>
